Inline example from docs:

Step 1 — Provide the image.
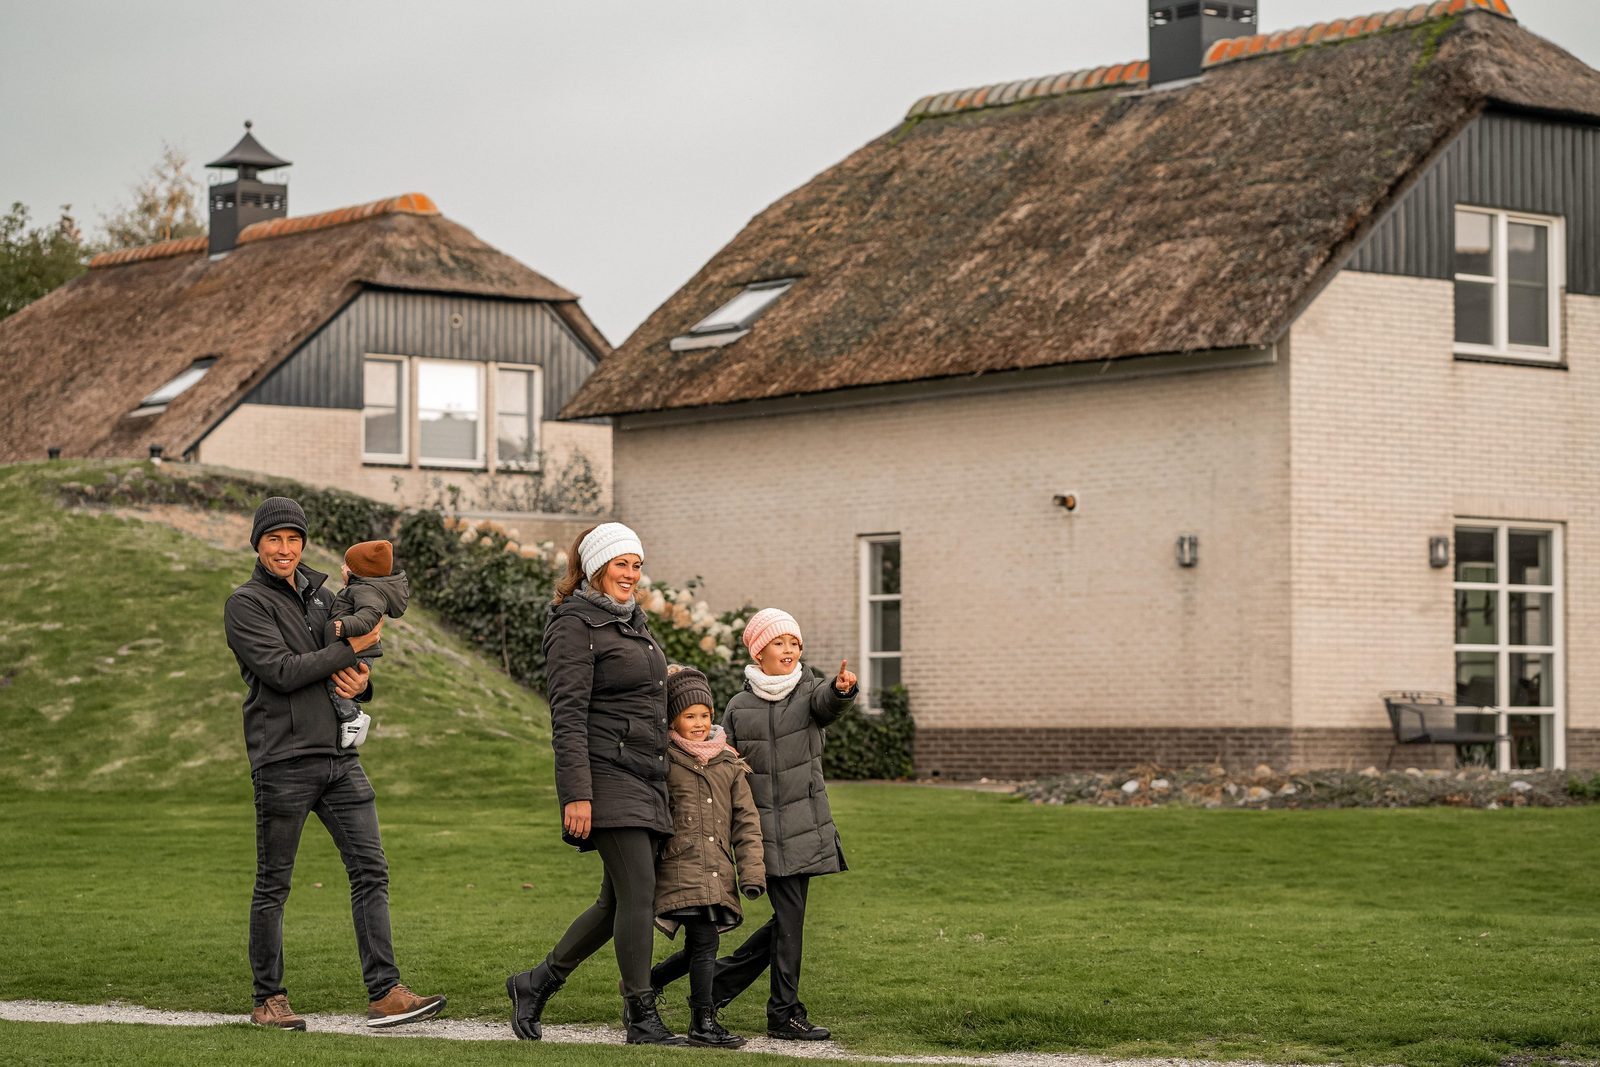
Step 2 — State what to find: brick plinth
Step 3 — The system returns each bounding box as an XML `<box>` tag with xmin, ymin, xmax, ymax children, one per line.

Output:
<box><xmin>914</xmin><ymin>726</ymin><xmax>1468</xmax><ymax>778</ymax></box>
<box><xmin>1566</xmin><ymin>730</ymin><xmax>1600</xmax><ymax>769</ymax></box>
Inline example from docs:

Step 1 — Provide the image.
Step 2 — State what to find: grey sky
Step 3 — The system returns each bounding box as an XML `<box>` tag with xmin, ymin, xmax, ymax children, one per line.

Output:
<box><xmin>3</xmin><ymin>1</ymin><xmax>1595</xmax><ymax>346</ymax></box>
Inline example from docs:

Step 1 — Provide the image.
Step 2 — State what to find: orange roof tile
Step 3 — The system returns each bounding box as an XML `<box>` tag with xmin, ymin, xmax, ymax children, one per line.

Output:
<box><xmin>88</xmin><ymin>235</ymin><xmax>208</xmax><ymax>270</ymax></box>
<box><xmin>237</xmin><ymin>193</ymin><xmax>439</xmax><ymax>244</ymax></box>
<box><xmin>904</xmin><ymin>0</ymin><xmax>1515</xmax><ymax>118</ymax></box>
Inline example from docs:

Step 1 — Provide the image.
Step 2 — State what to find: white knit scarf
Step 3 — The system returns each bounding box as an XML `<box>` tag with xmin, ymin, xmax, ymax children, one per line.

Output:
<box><xmin>744</xmin><ymin>662</ymin><xmax>805</xmax><ymax>702</ymax></box>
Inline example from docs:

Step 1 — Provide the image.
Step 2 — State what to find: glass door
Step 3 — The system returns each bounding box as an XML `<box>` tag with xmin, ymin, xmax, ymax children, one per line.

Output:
<box><xmin>1453</xmin><ymin>522</ymin><xmax>1564</xmax><ymax>770</ymax></box>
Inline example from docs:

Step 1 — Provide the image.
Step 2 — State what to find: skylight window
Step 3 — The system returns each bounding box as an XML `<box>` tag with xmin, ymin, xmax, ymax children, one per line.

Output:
<box><xmin>671</xmin><ymin>280</ymin><xmax>795</xmax><ymax>352</ymax></box>
<box><xmin>135</xmin><ymin>357</ymin><xmax>217</xmax><ymax>415</ymax></box>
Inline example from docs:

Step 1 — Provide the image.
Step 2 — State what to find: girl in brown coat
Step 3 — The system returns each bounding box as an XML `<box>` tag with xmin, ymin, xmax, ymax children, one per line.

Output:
<box><xmin>656</xmin><ymin>666</ymin><xmax>766</xmax><ymax>1049</ymax></box>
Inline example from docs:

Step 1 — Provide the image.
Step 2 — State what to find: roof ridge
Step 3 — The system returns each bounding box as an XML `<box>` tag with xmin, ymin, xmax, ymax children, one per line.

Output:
<box><xmin>904</xmin><ymin>0</ymin><xmax>1513</xmax><ymax>120</ymax></box>
<box><xmin>86</xmin><ymin>193</ymin><xmax>441</xmax><ymax>270</ymax></box>
<box><xmin>237</xmin><ymin>192</ymin><xmax>439</xmax><ymax>245</ymax></box>
<box><xmin>87</xmin><ymin>235</ymin><xmax>209</xmax><ymax>270</ymax></box>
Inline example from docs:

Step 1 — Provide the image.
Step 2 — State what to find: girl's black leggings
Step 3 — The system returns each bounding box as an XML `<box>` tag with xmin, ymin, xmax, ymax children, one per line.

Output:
<box><xmin>681</xmin><ymin>917</ymin><xmax>719</xmax><ymax>1009</ymax></box>
<box><xmin>544</xmin><ymin>828</ymin><xmax>657</xmax><ymax>998</ymax></box>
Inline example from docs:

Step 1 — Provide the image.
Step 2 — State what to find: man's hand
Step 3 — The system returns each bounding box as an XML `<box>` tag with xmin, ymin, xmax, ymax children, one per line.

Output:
<box><xmin>347</xmin><ymin>617</ymin><xmax>383</xmax><ymax>654</ymax></box>
<box><xmin>332</xmin><ymin>662</ymin><xmax>370</xmax><ymax>699</ymax></box>
<box><xmin>835</xmin><ymin>659</ymin><xmax>857</xmax><ymax>694</ymax></box>
<box><xmin>563</xmin><ymin>800</ymin><xmax>592</xmax><ymax>839</ymax></box>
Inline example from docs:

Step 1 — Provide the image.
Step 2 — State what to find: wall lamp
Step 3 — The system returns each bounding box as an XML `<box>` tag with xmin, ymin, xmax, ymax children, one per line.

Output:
<box><xmin>148</xmin><ymin>444</ymin><xmax>165</xmax><ymax>463</ymax></box>
<box><xmin>1051</xmin><ymin>492</ymin><xmax>1079</xmax><ymax>512</ymax></box>
<box><xmin>47</xmin><ymin>446</ymin><xmax>61</xmax><ymax>461</ymax></box>
<box><xmin>1429</xmin><ymin>535</ymin><xmax>1450</xmax><ymax>569</ymax></box>
<box><xmin>1175</xmin><ymin>533</ymin><xmax>1199</xmax><ymax>568</ymax></box>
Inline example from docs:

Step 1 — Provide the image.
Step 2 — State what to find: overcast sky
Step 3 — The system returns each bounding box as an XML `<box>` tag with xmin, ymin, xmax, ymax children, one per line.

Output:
<box><xmin>3</xmin><ymin>1</ymin><xmax>1595</xmax><ymax>346</ymax></box>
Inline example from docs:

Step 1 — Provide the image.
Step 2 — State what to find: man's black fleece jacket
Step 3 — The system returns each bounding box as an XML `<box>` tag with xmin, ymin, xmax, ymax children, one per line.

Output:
<box><xmin>224</xmin><ymin>560</ymin><xmax>370</xmax><ymax>771</ymax></box>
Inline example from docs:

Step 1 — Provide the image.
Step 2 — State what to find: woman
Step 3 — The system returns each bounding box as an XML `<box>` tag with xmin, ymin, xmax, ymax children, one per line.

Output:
<box><xmin>506</xmin><ymin>522</ymin><xmax>684</xmax><ymax>1045</ymax></box>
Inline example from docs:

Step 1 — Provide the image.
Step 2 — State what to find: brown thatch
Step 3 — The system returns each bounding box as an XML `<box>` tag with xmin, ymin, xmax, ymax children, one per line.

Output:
<box><xmin>0</xmin><ymin>200</ymin><xmax>610</xmax><ymax>462</ymax></box>
<box><xmin>563</xmin><ymin>6</ymin><xmax>1600</xmax><ymax>419</ymax></box>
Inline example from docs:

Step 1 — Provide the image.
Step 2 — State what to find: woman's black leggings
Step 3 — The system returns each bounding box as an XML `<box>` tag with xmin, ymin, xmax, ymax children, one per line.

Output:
<box><xmin>544</xmin><ymin>828</ymin><xmax>657</xmax><ymax>998</ymax></box>
<box><xmin>682</xmin><ymin>918</ymin><xmax>719</xmax><ymax>1009</ymax></box>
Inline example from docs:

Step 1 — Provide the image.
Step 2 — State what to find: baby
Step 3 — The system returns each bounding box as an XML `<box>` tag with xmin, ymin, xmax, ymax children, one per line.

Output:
<box><xmin>323</xmin><ymin>539</ymin><xmax>409</xmax><ymax>748</ymax></box>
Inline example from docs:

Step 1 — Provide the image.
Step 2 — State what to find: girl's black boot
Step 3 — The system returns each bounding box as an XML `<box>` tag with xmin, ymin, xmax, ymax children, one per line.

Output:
<box><xmin>688</xmin><ymin>1003</ymin><xmax>746</xmax><ymax>1049</ymax></box>
<box><xmin>506</xmin><ymin>959</ymin><xmax>563</xmax><ymax>1040</ymax></box>
<box><xmin>623</xmin><ymin>994</ymin><xmax>689</xmax><ymax>1045</ymax></box>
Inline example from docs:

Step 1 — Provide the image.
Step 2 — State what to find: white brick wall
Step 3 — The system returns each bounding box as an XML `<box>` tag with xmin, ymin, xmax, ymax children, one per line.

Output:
<box><xmin>613</xmin><ymin>360</ymin><xmax>1292</xmax><ymax>731</ymax></box>
<box><xmin>1289</xmin><ymin>273</ymin><xmax>1600</xmax><ymax>736</ymax></box>
<box><xmin>196</xmin><ymin>403</ymin><xmax>613</xmax><ymax>512</ymax></box>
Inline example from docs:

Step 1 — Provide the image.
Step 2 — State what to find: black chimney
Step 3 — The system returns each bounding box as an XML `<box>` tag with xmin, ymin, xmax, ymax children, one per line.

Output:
<box><xmin>205</xmin><ymin>121</ymin><xmax>290</xmax><ymax>255</ymax></box>
<box><xmin>1147</xmin><ymin>2</ymin><xmax>1257</xmax><ymax>86</ymax></box>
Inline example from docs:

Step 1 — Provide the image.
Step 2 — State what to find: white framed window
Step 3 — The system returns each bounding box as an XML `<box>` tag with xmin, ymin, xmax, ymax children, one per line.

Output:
<box><xmin>1453</xmin><ymin>207</ymin><xmax>1563</xmax><ymax>362</ymax></box>
<box><xmin>361</xmin><ymin>356</ymin><xmax>407</xmax><ymax>462</ymax></box>
<box><xmin>416</xmin><ymin>359</ymin><xmax>484</xmax><ymax>467</ymax></box>
<box><xmin>495</xmin><ymin>365</ymin><xmax>543</xmax><ymax>469</ymax></box>
<box><xmin>670</xmin><ymin>279</ymin><xmax>796</xmax><ymax>352</ymax></box>
<box><xmin>134</xmin><ymin>357</ymin><xmax>216</xmax><ymax>416</ymax></box>
<box><xmin>858</xmin><ymin>535</ymin><xmax>902</xmax><ymax>707</ymax></box>
<box><xmin>1453</xmin><ymin>521</ymin><xmax>1564</xmax><ymax>770</ymax></box>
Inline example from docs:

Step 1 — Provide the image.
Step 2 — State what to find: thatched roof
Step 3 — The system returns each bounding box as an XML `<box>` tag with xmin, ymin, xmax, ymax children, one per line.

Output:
<box><xmin>0</xmin><ymin>195</ymin><xmax>610</xmax><ymax>461</ymax></box>
<box><xmin>564</xmin><ymin>2</ymin><xmax>1600</xmax><ymax>419</ymax></box>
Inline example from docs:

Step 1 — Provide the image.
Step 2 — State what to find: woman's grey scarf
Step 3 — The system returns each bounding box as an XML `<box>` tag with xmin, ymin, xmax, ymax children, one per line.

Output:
<box><xmin>576</xmin><ymin>580</ymin><xmax>637</xmax><ymax>619</ymax></box>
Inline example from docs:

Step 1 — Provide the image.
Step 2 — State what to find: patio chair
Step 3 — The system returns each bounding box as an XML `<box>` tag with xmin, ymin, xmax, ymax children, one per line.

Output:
<box><xmin>1379</xmin><ymin>691</ymin><xmax>1507</xmax><ymax>769</ymax></box>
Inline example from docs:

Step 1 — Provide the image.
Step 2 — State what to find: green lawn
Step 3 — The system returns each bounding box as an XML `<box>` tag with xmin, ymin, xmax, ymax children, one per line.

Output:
<box><xmin>2</xmin><ymin>461</ymin><xmax>1598</xmax><ymax>1066</ymax></box>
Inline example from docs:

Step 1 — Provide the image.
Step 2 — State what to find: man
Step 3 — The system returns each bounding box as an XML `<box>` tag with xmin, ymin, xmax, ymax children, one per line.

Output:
<box><xmin>223</xmin><ymin>496</ymin><xmax>445</xmax><ymax>1031</ymax></box>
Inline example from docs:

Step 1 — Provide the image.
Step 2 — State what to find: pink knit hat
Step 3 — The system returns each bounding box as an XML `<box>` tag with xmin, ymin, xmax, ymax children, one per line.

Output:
<box><xmin>742</xmin><ymin>608</ymin><xmax>803</xmax><ymax>658</ymax></box>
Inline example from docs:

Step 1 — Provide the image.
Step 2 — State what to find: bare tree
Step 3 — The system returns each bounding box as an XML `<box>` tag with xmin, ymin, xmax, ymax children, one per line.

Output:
<box><xmin>98</xmin><ymin>144</ymin><xmax>206</xmax><ymax>250</ymax></box>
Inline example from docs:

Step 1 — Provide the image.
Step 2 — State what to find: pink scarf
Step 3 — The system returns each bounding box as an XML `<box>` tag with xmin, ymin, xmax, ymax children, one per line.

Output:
<box><xmin>670</xmin><ymin>725</ymin><xmax>737</xmax><ymax>765</ymax></box>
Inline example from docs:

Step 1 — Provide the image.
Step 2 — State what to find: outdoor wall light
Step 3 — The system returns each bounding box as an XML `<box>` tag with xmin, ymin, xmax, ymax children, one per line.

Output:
<box><xmin>46</xmin><ymin>447</ymin><xmax>61</xmax><ymax>461</ymax></box>
<box><xmin>1052</xmin><ymin>492</ymin><xmax>1079</xmax><ymax>512</ymax></box>
<box><xmin>1176</xmin><ymin>533</ymin><xmax>1199</xmax><ymax>568</ymax></box>
<box><xmin>148</xmin><ymin>444</ymin><xmax>165</xmax><ymax>463</ymax></box>
<box><xmin>1429</xmin><ymin>535</ymin><xmax>1450</xmax><ymax>569</ymax></box>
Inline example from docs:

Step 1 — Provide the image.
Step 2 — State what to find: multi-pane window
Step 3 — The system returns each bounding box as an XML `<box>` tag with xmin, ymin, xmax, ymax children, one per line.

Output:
<box><xmin>858</xmin><ymin>536</ymin><xmax>902</xmax><ymax>706</ymax></box>
<box><xmin>362</xmin><ymin>357</ymin><xmax>406</xmax><ymax>461</ymax></box>
<box><xmin>416</xmin><ymin>361</ymin><xmax>484</xmax><ymax>466</ymax></box>
<box><xmin>1453</xmin><ymin>207</ymin><xmax>1561</xmax><ymax>361</ymax></box>
<box><xmin>495</xmin><ymin>367</ymin><xmax>541</xmax><ymax>469</ymax></box>
<box><xmin>1453</xmin><ymin>523</ymin><xmax>1563</xmax><ymax>770</ymax></box>
<box><xmin>690</xmin><ymin>280</ymin><xmax>794</xmax><ymax>336</ymax></box>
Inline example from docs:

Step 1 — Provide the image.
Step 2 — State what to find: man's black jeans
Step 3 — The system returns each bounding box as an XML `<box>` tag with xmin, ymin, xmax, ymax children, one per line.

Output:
<box><xmin>249</xmin><ymin>755</ymin><xmax>399</xmax><ymax>1004</ymax></box>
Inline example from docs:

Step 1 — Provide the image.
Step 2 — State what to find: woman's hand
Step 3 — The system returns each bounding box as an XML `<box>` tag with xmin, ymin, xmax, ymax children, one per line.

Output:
<box><xmin>331</xmin><ymin>662</ymin><xmax>370</xmax><ymax>699</ymax></box>
<box><xmin>563</xmin><ymin>800</ymin><xmax>592</xmax><ymax>839</ymax></box>
<box><xmin>835</xmin><ymin>659</ymin><xmax>857</xmax><ymax>694</ymax></box>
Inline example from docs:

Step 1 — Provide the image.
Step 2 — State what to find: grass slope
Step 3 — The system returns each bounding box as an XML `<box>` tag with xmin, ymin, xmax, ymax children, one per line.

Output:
<box><xmin>2</xmin><ymin>462</ymin><xmax>1598</xmax><ymax>1066</ymax></box>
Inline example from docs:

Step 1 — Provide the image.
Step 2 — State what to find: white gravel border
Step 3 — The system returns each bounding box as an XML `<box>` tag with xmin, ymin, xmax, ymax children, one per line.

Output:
<box><xmin>0</xmin><ymin>999</ymin><xmax>1302</xmax><ymax>1067</ymax></box>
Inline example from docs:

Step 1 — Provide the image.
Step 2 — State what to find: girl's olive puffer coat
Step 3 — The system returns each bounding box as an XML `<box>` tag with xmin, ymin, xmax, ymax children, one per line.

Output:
<box><xmin>542</xmin><ymin>596</ymin><xmax>673</xmax><ymax>850</ymax></box>
<box><xmin>653</xmin><ymin>745</ymin><xmax>766</xmax><ymax>935</ymax></box>
<box><xmin>722</xmin><ymin>667</ymin><xmax>855</xmax><ymax>878</ymax></box>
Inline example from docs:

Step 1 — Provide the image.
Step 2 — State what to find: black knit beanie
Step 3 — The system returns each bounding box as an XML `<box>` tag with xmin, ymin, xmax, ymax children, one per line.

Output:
<box><xmin>665</xmin><ymin>665</ymin><xmax>715</xmax><ymax>721</ymax></box>
<box><xmin>250</xmin><ymin>496</ymin><xmax>308</xmax><ymax>549</ymax></box>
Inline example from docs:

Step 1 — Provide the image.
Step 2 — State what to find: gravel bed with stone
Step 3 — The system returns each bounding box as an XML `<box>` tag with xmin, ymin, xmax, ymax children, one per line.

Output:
<box><xmin>1017</xmin><ymin>763</ymin><xmax>1600</xmax><ymax>809</ymax></box>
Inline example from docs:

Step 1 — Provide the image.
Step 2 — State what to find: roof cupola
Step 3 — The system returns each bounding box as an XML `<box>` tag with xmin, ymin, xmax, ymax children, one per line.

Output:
<box><xmin>205</xmin><ymin>121</ymin><xmax>290</xmax><ymax>255</ymax></box>
<box><xmin>1147</xmin><ymin>2</ymin><xmax>1257</xmax><ymax>86</ymax></box>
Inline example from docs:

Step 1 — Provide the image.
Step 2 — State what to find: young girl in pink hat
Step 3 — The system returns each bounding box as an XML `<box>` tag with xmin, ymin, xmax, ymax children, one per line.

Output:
<box><xmin>650</xmin><ymin>607</ymin><xmax>856</xmax><ymax>1041</ymax></box>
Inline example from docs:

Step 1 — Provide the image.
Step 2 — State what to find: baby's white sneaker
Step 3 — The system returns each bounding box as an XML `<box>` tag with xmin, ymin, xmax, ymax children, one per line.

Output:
<box><xmin>339</xmin><ymin>712</ymin><xmax>371</xmax><ymax>749</ymax></box>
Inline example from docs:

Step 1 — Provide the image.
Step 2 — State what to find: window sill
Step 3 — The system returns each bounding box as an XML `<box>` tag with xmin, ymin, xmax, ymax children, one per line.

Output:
<box><xmin>362</xmin><ymin>458</ymin><xmax>411</xmax><ymax>468</ymax></box>
<box><xmin>1454</xmin><ymin>352</ymin><xmax>1567</xmax><ymax>370</ymax></box>
<box><xmin>418</xmin><ymin>463</ymin><xmax>489</xmax><ymax>473</ymax></box>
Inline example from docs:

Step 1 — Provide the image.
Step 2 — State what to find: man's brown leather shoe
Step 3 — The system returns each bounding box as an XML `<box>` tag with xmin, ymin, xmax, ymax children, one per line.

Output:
<box><xmin>250</xmin><ymin>994</ymin><xmax>306</xmax><ymax>1031</ymax></box>
<box><xmin>367</xmin><ymin>983</ymin><xmax>447</xmax><ymax>1028</ymax></box>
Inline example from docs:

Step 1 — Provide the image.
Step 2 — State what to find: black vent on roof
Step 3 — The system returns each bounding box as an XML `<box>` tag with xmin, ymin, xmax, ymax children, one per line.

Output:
<box><xmin>205</xmin><ymin>121</ymin><xmax>290</xmax><ymax>255</ymax></box>
<box><xmin>1147</xmin><ymin>0</ymin><xmax>1256</xmax><ymax>86</ymax></box>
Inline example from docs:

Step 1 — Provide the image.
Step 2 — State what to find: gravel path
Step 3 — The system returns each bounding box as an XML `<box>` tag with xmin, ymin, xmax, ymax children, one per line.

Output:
<box><xmin>0</xmin><ymin>999</ymin><xmax>1294</xmax><ymax>1067</ymax></box>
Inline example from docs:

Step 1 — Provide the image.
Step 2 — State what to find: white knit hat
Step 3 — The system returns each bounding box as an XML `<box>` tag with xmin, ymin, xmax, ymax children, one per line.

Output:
<box><xmin>579</xmin><ymin>522</ymin><xmax>644</xmax><ymax>580</ymax></box>
<box><xmin>743</xmin><ymin>607</ymin><xmax>803</xmax><ymax>658</ymax></box>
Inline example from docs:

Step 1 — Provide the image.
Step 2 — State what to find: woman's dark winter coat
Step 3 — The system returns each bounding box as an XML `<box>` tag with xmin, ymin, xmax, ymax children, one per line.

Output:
<box><xmin>721</xmin><ymin>667</ymin><xmax>855</xmax><ymax>878</ymax></box>
<box><xmin>542</xmin><ymin>595</ymin><xmax>673</xmax><ymax>849</ymax></box>
<box><xmin>654</xmin><ymin>745</ymin><xmax>766</xmax><ymax>935</ymax></box>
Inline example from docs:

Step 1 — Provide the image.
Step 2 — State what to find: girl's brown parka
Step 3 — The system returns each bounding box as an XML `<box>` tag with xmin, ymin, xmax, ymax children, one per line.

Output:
<box><xmin>653</xmin><ymin>744</ymin><xmax>766</xmax><ymax>935</ymax></box>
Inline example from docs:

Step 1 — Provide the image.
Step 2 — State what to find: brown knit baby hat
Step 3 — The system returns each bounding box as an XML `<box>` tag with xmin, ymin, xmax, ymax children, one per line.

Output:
<box><xmin>665</xmin><ymin>665</ymin><xmax>715</xmax><ymax>720</ymax></box>
<box><xmin>345</xmin><ymin>540</ymin><xmax>394</xmax><ymax>578</ymax></box>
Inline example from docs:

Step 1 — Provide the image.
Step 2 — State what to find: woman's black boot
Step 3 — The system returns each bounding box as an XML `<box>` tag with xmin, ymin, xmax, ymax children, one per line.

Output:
<box><xmin>688</xmin><ymin>1003</ymin><xmax>746</xmax><ymax>1049</ymax></box>
<box><xmin>506</xmin><ymin>960</ymin><xmax>563</xmax><ymax>1040</ymax></box>
<box><xmin>623</xmin><ymin>994</ymin><xmax>688</xmax><ymax>1045</ymax></box>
